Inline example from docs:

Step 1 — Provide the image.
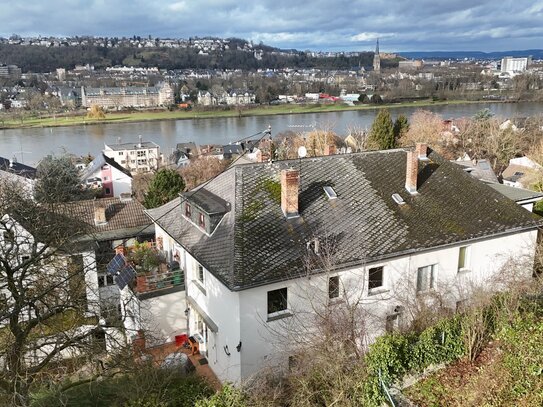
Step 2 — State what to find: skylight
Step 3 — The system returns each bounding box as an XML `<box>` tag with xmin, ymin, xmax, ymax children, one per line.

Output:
<box><xmin>392</xmin><ymin>193</ymin><xmax>405</xmax><ymax>205</ymax></box>
<box><xmin>323</xmin><ymin>186</ymin><xmax>337</xmax><ymax>200</ymax></box>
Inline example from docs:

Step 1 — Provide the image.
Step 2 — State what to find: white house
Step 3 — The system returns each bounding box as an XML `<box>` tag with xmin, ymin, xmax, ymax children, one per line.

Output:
<box><xmin>103</xmin><ymin>137</ymin><xmax>161</xmax><ymax>174</ymax></box>
<box><xmin>502</xmin><ymin>156</ymin><xmax>542</xmax><ymax>189</ymax></box>
<box><xmin>80</xmin><ymin>153</ymin><xmax>133</xmax><ymax>198</ymax></box>
<box><xmin>144</xmin><ymin>144</ymin><xmax>542</xmax><ymax>384</ymax></box>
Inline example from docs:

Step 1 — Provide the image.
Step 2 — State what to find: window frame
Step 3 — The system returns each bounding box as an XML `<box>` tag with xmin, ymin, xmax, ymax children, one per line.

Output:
<box><xmin>185</xmin><ymin>203</ymin><xmax>192</xmax><ymax>218</ymax></box>
<box><xmin>197</xmin><ymin>263</ymin><xmax>204</xmax><ymax>284</ymax></box>
<box><xmin>199</xmin><ymin>212</ymin><xmax>206</xmax><ymax>229</ymax></box>
<box><xmin>416</xmin><ymin>264</ymin><xmax>437</xmax><ymax>293</ymax></box>
<box><xmin>328</xmin><ymin>276</ymin><xmax>340</xmax><ymax>299</ymax></box>
<box><xmin>368</xmin><ymin>266</ymin><xmax>384</xmax><ymax>293</ymax></box>
<box><xmin>457</xmin><ymin>245</ymin><xmax>470</xmax><ymax>272</ymax></box>
<box><xmin>267</xmin><ymin>287</ymin><xmax>288</xmax><ymax>317</ymax></box>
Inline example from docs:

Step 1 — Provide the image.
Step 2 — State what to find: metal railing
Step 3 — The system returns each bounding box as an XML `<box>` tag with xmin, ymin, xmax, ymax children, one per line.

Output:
<box><xmin>135</xmin><ymin>270</ymin><xmax>185</xmax><ymax>295</ymax></box>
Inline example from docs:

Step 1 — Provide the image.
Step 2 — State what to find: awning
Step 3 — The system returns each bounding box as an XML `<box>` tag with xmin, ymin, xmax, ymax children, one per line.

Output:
<box><xmin>186</xmin><ymin>295</ymin><xmax>219</xmax><ymax>333</ymax></box>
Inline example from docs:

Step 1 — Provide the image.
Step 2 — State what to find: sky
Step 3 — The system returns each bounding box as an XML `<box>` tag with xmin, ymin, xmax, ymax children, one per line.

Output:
<box><xmin>0</xmin><ymin>0</ymin><xmax>542</xmax><ymax>52</ymax></box>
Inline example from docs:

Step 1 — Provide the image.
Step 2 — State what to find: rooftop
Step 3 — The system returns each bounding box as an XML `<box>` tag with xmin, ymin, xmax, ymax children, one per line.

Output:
<box><xmin>147</xmin><ymin>148</ymin><xmax>542</xmax><ymax>291</ymax></box>
<box><xmin>485</xmin><ymin>182</ymin><xmax>543</xmax><ymax>203</ymax></box>
<box><xmin>0</xmin><ymin>156</ymin><xmax>37</xmax><ymax>179</ymax></box>
<box><xmin>61</xmin><ymin>197</ymin><xmax>153</xmax><ymax>241</ymax></box>
<box><xmin>104</xmin><ymin>141</ymin><xmax>160</xmax><ymax>151</ymax></box>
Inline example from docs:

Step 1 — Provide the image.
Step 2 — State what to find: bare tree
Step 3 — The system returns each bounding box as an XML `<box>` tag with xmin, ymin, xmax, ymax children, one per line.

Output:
<box><xmin>0</xmin><ymin>180</ymin><xmax>122</xmax><ymax>406</ymax></box>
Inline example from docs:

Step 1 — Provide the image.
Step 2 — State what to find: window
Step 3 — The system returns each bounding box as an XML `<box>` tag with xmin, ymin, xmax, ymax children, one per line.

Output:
<box><xmin>197</xmin><ymin>264</ymin><xmax>204</xmax><ymax>283</ymax></box>
<box><xmin>417</xmin><ymin>264</ymin><xmax>437</xmax><ymax>292</ymax></box>
<box><xmin>185</xmin><ymin>203</ymin><xmax>192</xmax><ymax>218</ymax></box>
<box><xmin>103</xmin><ymin>176</ymin><xmax>108</xmax><ymax>181</ymax></box>
<box><xmin>98</xmin><ymin>274</ymin><xmax>115</xmax><ymax>287</ymax></box>
<box><xmin>118</xmin><ymin>151</ymin><xmax>124</xmax><ymax>155</ymax></box>
<box><xmin>137</xmin><ymin>150</ymin><xmax>146</xmax><ymax>157</ymax></box>
<box><xmin>267</xmin><ymin>288</ymin><xmax>288</xmax><ymax>315</ymax></box>
<box><xmin>130</xmin><ymin>151</ymin><xmax>135</xmax><ymax>155</ymax></box>
<box><xmin>458</xmin><ymin>246</ymin><xmax>470</xmax><ymax>271</ymax></box>
<box><xmin>105</xmin><ymin>188</ymin><xmax>111</xmax><ymax>195</ymax></box>
<box><xmin>199</xmin><ymin>213</ymin><xmax>206</xmax><ymax>228</ymax></box>
<box><xmin>328</xmin><ymin>276</ymin><xmax>339</xmax><ymax>299</ymax></box>
<box><xmin>368</xmin><ymin>266</ymin><xmax>384</xmax><ymax>291</ymax></box>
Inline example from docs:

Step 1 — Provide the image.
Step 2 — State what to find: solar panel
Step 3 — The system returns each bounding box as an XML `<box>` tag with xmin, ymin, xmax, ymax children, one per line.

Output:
<box><xmin>115</xmin><ymin>264</ymin><xmax>137</xmax><ymax>290</ymax></box>
<box><xmin>106</xmin><ymin>253</ymin><xmax>125</xmax><ymax>275</ymax></box>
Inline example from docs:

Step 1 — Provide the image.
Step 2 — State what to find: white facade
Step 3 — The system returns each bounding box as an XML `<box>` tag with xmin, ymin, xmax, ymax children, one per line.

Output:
<box><xmin>103</xmin><ymin>143</ymin><xmax>160</xmax><ymax>173</ymax></box>
<box><xmin>501</xmin><ymin>57</ymin><xmax>529</xmax><ymax>73</ymax></box>
<box><xmin>151</xmin><ymin>221</ymin><xmax>538</xmax><ymax>383</ymax></box>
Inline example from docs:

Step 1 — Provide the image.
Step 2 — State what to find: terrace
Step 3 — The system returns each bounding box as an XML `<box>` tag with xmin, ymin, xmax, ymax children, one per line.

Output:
<box><xmin>110</xmin><ymin>241</ymin><xmax>185</xmax><ymax>299</ymax></box>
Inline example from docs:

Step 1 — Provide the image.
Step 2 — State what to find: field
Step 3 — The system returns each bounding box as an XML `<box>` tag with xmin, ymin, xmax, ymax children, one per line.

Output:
<box><xmin>0</xmin><ymin>99</ymin><xmax>486</xmax><ymax>130</ymax></box>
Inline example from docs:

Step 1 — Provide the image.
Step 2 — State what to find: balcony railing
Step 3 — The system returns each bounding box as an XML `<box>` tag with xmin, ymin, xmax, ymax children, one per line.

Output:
<box><xmin>135</xmin><ymin>270</ymin><xmax>185</xmax><ymax>299</ymax></box>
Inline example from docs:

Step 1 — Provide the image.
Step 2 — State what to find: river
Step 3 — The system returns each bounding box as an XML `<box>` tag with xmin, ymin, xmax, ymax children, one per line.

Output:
<box><xmin>1</xmin><ymin>101</ymin><xmax>543</xmax><ymax>166</ymax></box>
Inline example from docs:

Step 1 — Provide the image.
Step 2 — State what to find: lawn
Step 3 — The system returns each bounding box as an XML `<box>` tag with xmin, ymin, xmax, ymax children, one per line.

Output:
<box><xmin>405</xmin><ymin>312</ymin><xmax>543</xmax><ymax>406</ymax></box>
<box><xmin>0</xmin><ymin>99</ymin><xmax>486</xmax><ymax>130</ymax></box>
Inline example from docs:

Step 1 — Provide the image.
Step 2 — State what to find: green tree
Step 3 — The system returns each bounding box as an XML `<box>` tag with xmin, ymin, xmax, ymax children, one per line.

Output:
<box><xmin>34</xmin><ymin>155</ymin><xmax>89</xmax><ymax>203</ymax></box>
<box><xmin>367</xmin><ymin>109</ymin><xmax>395</xmax><ymax>150</ymax></box>
<box><xmin>393</xmin><ymin>114</ymin><xmax>410</xmax><ymax>144</ymax></box>
<box><xmin>143</xmin><ymin>169</ymin><xmax>185</xmax><ymax>209</ymax></box>
<box><xmin>195</xmin><ymin>384</ymin><xmax>247</xmax><ymax>407</ymax></box>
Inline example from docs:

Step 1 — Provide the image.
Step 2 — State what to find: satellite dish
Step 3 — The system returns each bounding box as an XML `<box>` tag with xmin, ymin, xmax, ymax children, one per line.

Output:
<box><xmin>298</xmin><ymin>146</ymin><xmax>307</xmax><ymax>158</ymax></box>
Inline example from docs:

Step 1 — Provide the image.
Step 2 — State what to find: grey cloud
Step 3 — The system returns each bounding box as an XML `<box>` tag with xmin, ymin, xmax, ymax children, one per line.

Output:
<box><xmin>0</xmin><ymin>0</ymin><xmax>541</xmax><ymax>51</ymax></box>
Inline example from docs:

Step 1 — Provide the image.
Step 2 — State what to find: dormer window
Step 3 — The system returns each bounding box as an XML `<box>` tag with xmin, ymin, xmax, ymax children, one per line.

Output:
<box><xmin>199</xmin><ymin>212</ymin><xmax>206</xmax><ymax>228</ymax></box>
<box><xmin>185</xmin><ymin>203</ymin><xmax>192</xmax><ymax>218</ymax></box>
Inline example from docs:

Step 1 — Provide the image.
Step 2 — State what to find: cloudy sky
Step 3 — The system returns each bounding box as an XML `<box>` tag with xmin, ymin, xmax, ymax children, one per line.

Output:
<box><xmin>0</xmin><ymin>0</ymin><xmax>542</xmax><ymax>52</ymax></box>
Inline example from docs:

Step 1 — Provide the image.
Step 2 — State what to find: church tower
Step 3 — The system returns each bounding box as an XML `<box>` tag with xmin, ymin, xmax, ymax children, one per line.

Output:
<box><xmin>373</xmin><ymin>38</ymin><xmax>381</xmax><ymax>73</ymax></box>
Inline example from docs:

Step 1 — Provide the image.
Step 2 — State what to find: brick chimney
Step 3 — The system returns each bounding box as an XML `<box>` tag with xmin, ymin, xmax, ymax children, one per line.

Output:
<box><xmin>94</xmin><ymin>205</ymin><xmax>107</xmax><ymax>226</ymax></box>
<box><xmin>415</xmin><ymin>142</ymin><xmax>428</xmax><ymax>160</ymax></box>
<box><xmin>281</xmin><ymin>169</ymin><xmax>299</xmax><ymax>218</ymax></box>
<box><xmin>405</xmin><ymin>150</ymin><xmax>419</xmax><ymax>194</ymax></box>
<box><xmin>324</xmin><ymin>144</ymin><xmax>337</xmax><ymax>156</ymax></box>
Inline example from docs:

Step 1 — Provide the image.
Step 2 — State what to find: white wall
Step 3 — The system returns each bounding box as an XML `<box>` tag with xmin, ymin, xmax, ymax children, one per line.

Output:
<box><xmin>111</xmin><ymin>166</ymin><xmax>132</xmax><ymax>197</ymax></box>
<box><xmin>235</xmin><ymin>230</ymin><xmax>537</xmax><ymax>381</ymax></box>
<box><xmin>140</xmin><ymin>290</ymin><xmax>187</xmax><ymax>346</ymax></box>
<box><xmin>184</xmin><ymin>251</ymin><xmax>242</xmax><ymax>384</ymax></box>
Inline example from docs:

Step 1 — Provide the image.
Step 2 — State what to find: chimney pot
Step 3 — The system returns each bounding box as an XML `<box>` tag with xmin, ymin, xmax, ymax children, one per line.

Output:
<box><xmin>405</xmin><ymin>150</ymin><xmax>419</xmax><ymax>194</ymax></box>
<box><xmin>324</xmin><ymin>144</ymin><xmax>337</xmax><ymax>156</ymax></box>
<box><xmin>281</xmin><ymin>169</ymin><xmax>299</xmax><ymax>218</ymax></box>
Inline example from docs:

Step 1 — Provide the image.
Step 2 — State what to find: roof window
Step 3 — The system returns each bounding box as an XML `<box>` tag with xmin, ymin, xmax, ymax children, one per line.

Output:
<box><xmin>392</xmin><ymin>193</ymin><xmax>405</xmax><ymax>205</ymax></box>
<box><xmin>323</xmin><ymin>186</ymin><xmax>337</xmax><ymax>200</ymax></box>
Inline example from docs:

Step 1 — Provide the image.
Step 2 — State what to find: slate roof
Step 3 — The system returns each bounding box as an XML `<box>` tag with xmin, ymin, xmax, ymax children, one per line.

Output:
<box><xmin>146</xmin><ymin>148</ymin><xmax>542</xmax><ymax>291</ymax></box>
<box><xmin>454</xmin><ymin>159</ymin><xmax>499</xmax><ymax>183</ymax></box>
<box><xmin>485</xmin><ymin>182</ymin><xmax>543</xmax><ymax>203</ymax></box>
<box><xmin>60</xmin><ymin>197</ymin><xmax>153</xmax><ymax>241</ymax></box>
<box><xmin>0</xmin><ymin>156</ymin><xmax>37</xmax><ymax>179</ymax></box>
<box><xmin>80</xmin><ymin>153</ymin><xmax>132</xmax><ymax>181</ymax></box>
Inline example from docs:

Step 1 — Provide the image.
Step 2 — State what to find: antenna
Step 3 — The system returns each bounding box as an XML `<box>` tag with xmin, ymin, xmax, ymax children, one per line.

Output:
<box><xmin>13</xmin><ymin>141</ymin><xmax>31</xmax><ymax>164</ymax></box>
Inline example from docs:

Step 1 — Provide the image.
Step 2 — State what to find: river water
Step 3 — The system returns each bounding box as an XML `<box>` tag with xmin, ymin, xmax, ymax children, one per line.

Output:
<box><xmin>1</xmin><ymin>101</ymin><xmax>543</xmax><ymax>166</ymax></box>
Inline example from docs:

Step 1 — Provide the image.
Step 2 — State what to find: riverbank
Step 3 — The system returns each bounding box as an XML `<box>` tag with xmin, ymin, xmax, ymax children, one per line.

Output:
<box><xmin>0</xmin><ymin>99</ymin><xmax>493</xmax><ymax>130</ymax></box>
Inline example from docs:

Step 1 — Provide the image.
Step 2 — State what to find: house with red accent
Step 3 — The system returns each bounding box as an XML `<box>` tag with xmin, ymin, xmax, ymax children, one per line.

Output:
<box><xmin>81</xmin><ymin>153</ymin><xmax>132</xmax><ymax>198</ymax></box>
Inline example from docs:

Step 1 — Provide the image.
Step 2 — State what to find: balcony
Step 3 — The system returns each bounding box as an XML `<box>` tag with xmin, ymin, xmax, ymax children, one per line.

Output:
<box><xmin>124</xmin><ymin>241</ymin><xmax>185</xmax><ymax>300</ymax></box>
<box><xmin>135</xmin><ymin>268</ymin><xmax>185</xmax><ymax>300</ymax></box>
